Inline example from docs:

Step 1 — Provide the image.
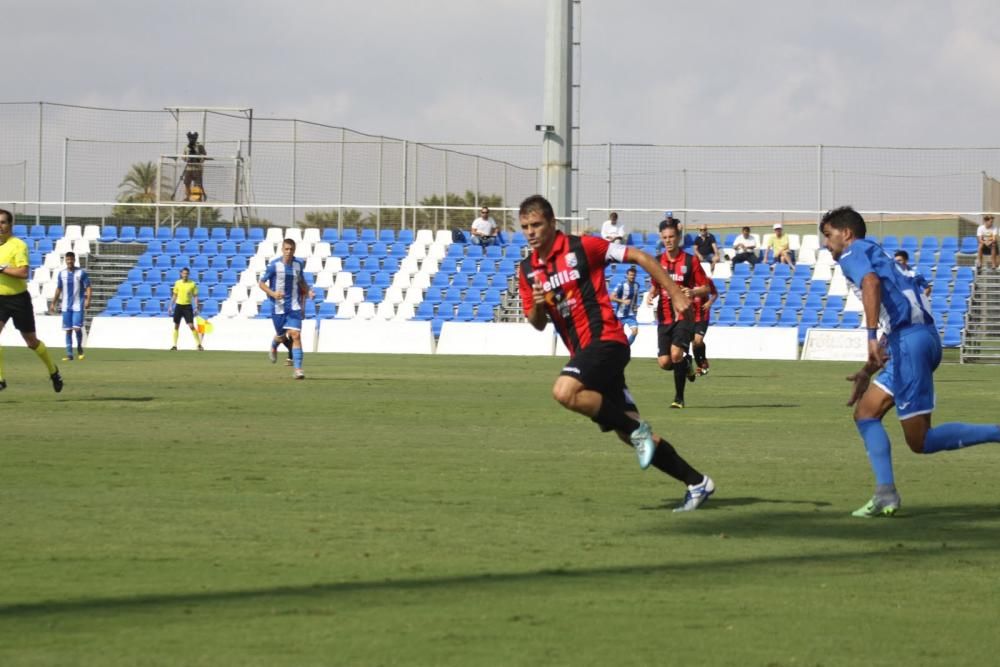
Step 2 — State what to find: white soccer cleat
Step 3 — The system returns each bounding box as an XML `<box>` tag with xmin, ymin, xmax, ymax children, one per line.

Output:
<box><xmin>673</xmin><ymin>476</ymin><xmax>715</xmax><ymax>512</ymax></box>
<box><xmin>268</xmin><ymin>347</ymin><xmax>277</xmax><ymax>364</ymax></box>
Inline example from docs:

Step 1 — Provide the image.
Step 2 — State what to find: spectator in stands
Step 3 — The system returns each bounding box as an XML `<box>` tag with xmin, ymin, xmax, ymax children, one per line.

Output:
<box><xmin>976</xmin><ymin>214</ymin><xmax>998</xmax><ymax>271</ymax></box>
<box><xmin>0</xmin><ymin>208</ymin><xmax>63</xmax><ymax>392</ymax></box>
<box><xmin>518</xmin><ymin>194</ymin><xmax>715</xmax><ymax>511</ymax></box>
<box><xmin>693</xmin><ymin>224</ymin><xmax>721</xmax><ymax>273</ymax></box>
<box><xmin>601</xmin><ymin>211</ymin><xmax>626</xmax><ymax>244</ymax></box>
<box><xmin>893</xmin><ymin>250</ymin><xmax>931</xmax><ymax>297</ymax></box>
<box><xmin>260</xmin><ymin>239</ymin><xmax>313</xmax><ymax>379</ymax></box>
<box><xmin>766</xmin><ymin>223</ymin><xmax>795</xmax><ymax>267</ymax></box>
<box><xmin>182</xmin><ymin>131</ymin><xmax>208</xmax><ymax>202</ymax></box>
<box><xmin>610</xmin><ymin>266</ymin><xmax>641</xmax><ymax>345</ymax></box>
<box><xmin>821</xmin><ymin>205</ymin><xmax>1000</xmax><ymax>518</ymax></box>
<box><xmin>469</xmin><ymin>206</ymin><xmax>499</xmax><ymax>249</ymax></box>
<box><xmin>49</xmin><ymin>251</ymin><xmax>92</xmax><ymax>361</ymax></box>
<box><xmin>731</xmin><ymin>226</ymin><xmax>759</xmax><ymax>267</ymax></box>
<box><xmin>169</xmin><ymin>267</ymin><xmax>203</xmax><ymax>351</ymax></box>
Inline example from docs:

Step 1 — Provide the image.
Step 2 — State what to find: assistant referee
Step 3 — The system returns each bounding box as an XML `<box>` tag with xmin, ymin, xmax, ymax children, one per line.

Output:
<box><xmin>0</xmin><ymin>208</ymin><xmax>63</xmax><ymax>392</ymax></box>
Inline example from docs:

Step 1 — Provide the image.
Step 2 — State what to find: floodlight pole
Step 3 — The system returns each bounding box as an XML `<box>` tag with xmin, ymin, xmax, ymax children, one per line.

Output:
<box><xmin>539</xmin><ymin>0</ymin><xmax>574</xmax><ymax>224</ymax></box>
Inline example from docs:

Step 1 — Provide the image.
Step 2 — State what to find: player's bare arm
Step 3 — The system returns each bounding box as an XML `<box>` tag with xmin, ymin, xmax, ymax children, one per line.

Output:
<box><xmin>860</xmin><ymin>272</ymin><xmax>886</xmax><ymax>372</ymax></box>
<box><xmin>527</xmin><ymin>282</ymin><xmax>548</xmax><ymax>331</ymax></box>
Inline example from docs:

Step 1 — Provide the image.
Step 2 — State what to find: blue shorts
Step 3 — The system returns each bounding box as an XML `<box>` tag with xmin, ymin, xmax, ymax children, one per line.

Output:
<box><xmin>873</xmin><ymin>324</ymin><xmax>941</xmax><ymax>420</ymax></box>
<box><xmin>272</xmin><ymin>311</ymin><xmax>303</xmax><ymax>334</ymax></box>
<box><xmin>62</xmin><ymin>310</ymin><xmax>84</xmax><ymax>330</ymax></box>
<box><xmin>618</xmin><ymin>316</ymin><xmax>638</xmax><ymax>329</ymax></box>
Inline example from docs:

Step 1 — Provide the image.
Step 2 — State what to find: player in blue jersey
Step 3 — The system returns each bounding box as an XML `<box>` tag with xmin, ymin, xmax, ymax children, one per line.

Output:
<box><xmin>610</xmin><ymin>266</ymin><xmax>641</xmax><ymax>344</ymax></box>
<box><xmin>821</xmin><ymin>206</ymin><xmax>1000</xmax><ymax>518</ymax></box>
<box><xmin>49</xmin><ymin>251</ymin><xmax>92</xmax><ymax>361</ymax></box>
<box><xmin>892</xmin><ymin>250</ymin><xmax>931</xmax><ymax>298</ymax></box>
<box><xmin>260</xmin><ymin>238</ymin><xmax>313</xmax><ymax>380</ymax></box>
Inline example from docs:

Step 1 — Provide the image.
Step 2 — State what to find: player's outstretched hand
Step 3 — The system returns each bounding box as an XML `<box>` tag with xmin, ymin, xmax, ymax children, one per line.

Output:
<box><xmin>845</xmin><ymin>370</ymin><xmax>871</xmax><ymax>407</ymax></box>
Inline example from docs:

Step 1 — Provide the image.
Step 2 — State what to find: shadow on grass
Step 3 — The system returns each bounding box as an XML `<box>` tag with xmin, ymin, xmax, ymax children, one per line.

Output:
<box><xmin>644</xmin><ymin>496</ymin><xmax>833</xmax><ymax>510</ymax></box>
<box><xmin>684</xmin><ymin>404</ymin><xmax>802</xmax><ymax>409</ymax></box>
<box><xmin>3</xmin><ymin>503</ymin><xmax>999</xmax><ymax>620</ymax></box>
<box><xmin>69</xmin><ymin>396</ymin><xmax>156</xmax><ymax>402</ymax></box>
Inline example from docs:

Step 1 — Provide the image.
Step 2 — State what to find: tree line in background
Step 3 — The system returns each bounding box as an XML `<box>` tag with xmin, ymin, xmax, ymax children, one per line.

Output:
<box><xmin>111</xmin><ymin>161</ymin><xmax>506</xmax><ymax>231</ymax></box>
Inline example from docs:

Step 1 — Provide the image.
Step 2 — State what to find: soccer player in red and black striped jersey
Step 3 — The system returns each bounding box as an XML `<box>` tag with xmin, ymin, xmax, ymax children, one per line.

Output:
<box><xmin>692</xmin><ymin>276</ymin><xmax>718</xmax><ymax>376</ymax></box>
<box><xmin>517</xmin><ymin>195</ymin><xmax>715</xmax><ymax>512</ymax></box>
<box><xmin>646</xmin><ymin>219</ymin><xmax>712</xmax><ymax>408</ymax></box>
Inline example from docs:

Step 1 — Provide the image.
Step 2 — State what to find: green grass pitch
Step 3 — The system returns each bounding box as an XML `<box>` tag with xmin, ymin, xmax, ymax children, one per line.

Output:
<box><xmin>1</xmin><ymin>347</ymin><xmax>999</xmax><ymax>666</ymax></box>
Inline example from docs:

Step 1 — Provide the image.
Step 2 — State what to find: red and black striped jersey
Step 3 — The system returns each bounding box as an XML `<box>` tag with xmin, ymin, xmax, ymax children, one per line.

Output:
<box><xmin>692</xmin><ymin>277</ymin><xmax>718</xmax><ymax>323</ymax></box>
<box><xmin>652</xmin><ymin>251</ymin><xmax>710</xmax><ymax>325</ymax></box>
<box><xmin>518</xmin><ymin>232</ymin><xmax>629</xmax><ymax>356</ymax></box>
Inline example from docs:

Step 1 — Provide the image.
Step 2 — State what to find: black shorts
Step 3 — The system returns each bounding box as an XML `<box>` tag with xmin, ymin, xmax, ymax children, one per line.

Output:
<box><xmin>657</xmin><ymin>321</ymin><xmax>694</xmax><ymax>357</ymax></box>
<box><xmin>561</xmin><ymin>341</ymin><xmax>638</xmax><ymax>432</ymax></box>
<box><xmin>692</xmin><ymin>320</ymin><xmax>709</xmax><ymax>337</ymax></box>
<box><xmin>173</xmin><ymin>304</ymin><xmax>195</xmax><ymax>325</ymax></box>
<box><xmin>0</xmin><ymin>291</ymin><xmax>36</xmax><ymax>334</ymax></box>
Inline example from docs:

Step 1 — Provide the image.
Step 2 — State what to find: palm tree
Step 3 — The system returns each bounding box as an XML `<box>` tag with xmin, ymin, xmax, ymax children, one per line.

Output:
<box><xmin>117</xmin><ymin>161</ymin><xmax>164</xmax><ymax>204</ymax></box>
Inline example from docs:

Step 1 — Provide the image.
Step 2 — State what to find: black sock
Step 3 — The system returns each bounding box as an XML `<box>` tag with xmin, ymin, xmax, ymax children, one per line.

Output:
<box><xmin>651</xmin><ymin>437</ymin><xmax>703</xmax><ymax>485</ymax></box>
<box><xmin>592</xmin><ymin>397</ymin><xmax>641</xmax><ymax>434</ymax></box>
<box><xmin>693</xmin><ymin>343</ymin><xmax>706</xmax><ymax>366</ymax></box>
<box><xmin>673</xmin><ymin>364</ymin><xmax>686</xmax><ymax>402</ymax></box>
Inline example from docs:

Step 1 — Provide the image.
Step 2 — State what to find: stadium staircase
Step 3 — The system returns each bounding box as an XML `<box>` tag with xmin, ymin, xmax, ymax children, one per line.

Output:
<box><xmin>961</xmin><ymin>270</ymin><xmax>1000</xmax><ymax>363</ymax></box>
<box><xmin>84</xmin><ymin>242</ymin><xmax>146</xmax><ymax>314</ymax></box>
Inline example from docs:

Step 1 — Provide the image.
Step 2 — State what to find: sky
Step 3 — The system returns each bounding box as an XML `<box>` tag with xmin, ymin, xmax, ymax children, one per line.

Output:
<box><xmin>5</xmin><ymin>0</ymin><xmax>1000</xmax><ymax>147</ymax></box>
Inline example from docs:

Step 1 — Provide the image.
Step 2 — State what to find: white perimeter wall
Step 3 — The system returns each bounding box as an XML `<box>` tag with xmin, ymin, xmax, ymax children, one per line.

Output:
<box><xmin>23</xmin><ymin>318</ymin><xmax>807</xmax><ymax>359</ymax></box>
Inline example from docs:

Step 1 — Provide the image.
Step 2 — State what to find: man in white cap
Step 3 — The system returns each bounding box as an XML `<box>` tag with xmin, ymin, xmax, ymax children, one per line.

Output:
<box><xmin>765</xmin><ymin>222</ymin><xmax>794</xmax><ymax>266</ymax></box>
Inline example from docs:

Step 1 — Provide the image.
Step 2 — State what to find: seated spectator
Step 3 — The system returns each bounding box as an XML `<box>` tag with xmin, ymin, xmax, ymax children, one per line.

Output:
<box><xmin>977</xmin><ymin>214</ymin><xmax>998</xmax><ymax>271</ymax></box>
<box><xmin>731</xmin><ymin>226</ymin><xmax>759</xmax><ymax>267</ymax></box>
<box><xmin>469</xmin><ymin>206</ymin><xmax>499</xmax><ymax>248</ymax></box>
<box><xmin>693</xmin><ymin>224</ymin><xmax>720</xmax><ymax>272</ymax></box>
<box><xmin>766</xmin><ymin>223</ymin><xmax>795</xmax><ymax>266</ymax></box>
<box><xmin>601</xmin><ymin>211</ymin><xmax>626</xmax><ymax>243</ymax></box>
<box><xmin>893</xmin><ymin>250</ymin><xmax>931</xmax><ymax>297</ymax></box>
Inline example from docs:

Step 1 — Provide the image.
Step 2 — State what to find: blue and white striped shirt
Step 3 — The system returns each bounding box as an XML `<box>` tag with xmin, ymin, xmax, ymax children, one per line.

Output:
<box><xmin>262</xmin><ymin>257</ymin><xmax>307</xmax><ymax>315</ymax></box>
<box><xmin>56</xmin><ymin>268</ymin><xmax>91</xmax><ymax>312</ymax></box>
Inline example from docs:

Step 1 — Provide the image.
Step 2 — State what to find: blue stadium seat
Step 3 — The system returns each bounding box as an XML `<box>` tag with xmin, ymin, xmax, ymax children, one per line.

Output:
<box><xmin>840</xmin><ymin>312</ymin><xmax>862</xmax><ymax>328</ymax></box>
<box><xmin>230</xmin><ymin>228</ymin><xmax>246</xmax><ymax>242</ymax></box>
<box><xmin>258</xmin><ymin>301</ymin><xmax>274</xmax><ymax>318</ymax></box>
<box><xmin>13</xmin><ymin>224</ymin><xmax>27</xmax><ymax>237</ymax></box>
<box><xmin>352</xmin><ymin>271</ymin><xmax>373</xmax><ymax>288</ymax></box>
<box><xmin>415</xmin><ymin>302</ymin><xmax>436</xmax><ymax>320</ymax></box>
<box><xmin>127</xmin><ymin>267</ymin><xmax>145</xmax><ymax>282</ymax></box>
<box><xmin>381</xmin><ymin>257</ymin><xmax>400</xmax><ymax>273</ymax></box>
<box><xmin>772</xmin><ymin>264</ymin><xmax>792</xmax><ymax>281</ymax></box>
<box><xmin>141</xmin><ymin>299</ymin><xmax>162</xmax><ymax>317</ymax></box>
<box><xmin>787</xmin><ymin>277</ymin><xmax>808</xmax><ymax>296</ymax></box>
<box><xmin>763</xmin><ymin>292</ymin><xmax>784</xmax><ymax>310</ymax></box>
<box><xmin>210</xmin><ymin>227</ymin><xmax>228</xmax><ymax>241</ymax></box>
<box><xmin>220</xmin><ymin>270</ymin><xmax>238</xmax><ymax>285</ymax></box>
<box><xmin>332</xmin><ymin>241</ymin><xmax>350</xmax><ymax>257</ymax></box>
<box><xmin>342</xmin><ymin>256</ymin><xmax>362</xmax><ymax>272</ymax></box>
<box><xmin>799</xmin><ymin>308</ymin><xmax>819</xmax><ymax>327</ymax></box>
<box><xmin>747</xmin><ymin>276</ymin><xmax>768</xmax><ymax>293</ymax></box>
<box><xmin>28</xmin><ymin>225</ymin><xmax>46</xmax><ymax>240</ymax></box>
<box><xmin>192</xmin><ymin>227</ymin><xmax>209</xmax><ymax>241</ymax></box>
<box><xmin>824</xmin><ymin>295</ymin><xmax>845</xmax><ymax>312</ymax></box>
<box><xmin>163</xmin><ymin>240</ymin><xmax>180</xmax><ymax>255</ymax></box>
<box><xmin>959</xmin><ymin>237</ymin><xmax>978</xmax><ymax>254</ymax></box>
<box><xmin>361</xmin><ymin>256</ymin><xmax>381</xmax><ymax>272</ymax></box>
<box><xmin>454</xmin><ymin>303</ymin><xmax>476</xmax><ymax>321</ymax></box>
<box><xmin>197</xmin><ymin>300</ymin><xmax>217</xmax><ymax>317</ymax></box>
<box><xmin>318</xmin><ymin>302</ymin><xmax>337</xmax><ymax>319</ymax></box>
<box><xmin>930</xmin><ymin>295</ymin><xmax>950</xmax><ymax>311</ymax></box>
<box><xmin>103</xmin><ymin>297</ymin><xmax>124</xmax><ymax>316</ymax></box>
<box><xmin>716</xmin><ymin>308</ymin><xmax>739</xmax><ymax>326</ymax></box>
<box><xmin>743</xmin><ymin>293</ymin><xmax>765</xmax><ymax>311</ymax></box>
<box><xmin>366</xmin><ymin>286</ymin><xmax>385</xmax><ymax>303</ymax></box>
<box><xmin>123</xmin><ymin>298</ymin><xmax>143</xmax><ymax>315</ymax></box>
<box><xmin>758</xmin><ymin>310</ymin><xmax>779</xmax><ymax>327</ymax></box>
<box><xmin>36</xmin><ymin>239</ymin><xmax>54</xmax><ymax>254</ymax></box>
<box><xmin>135</xmin><ymin>255</ymin><xmax>154</xmax><ymax>269</ymax></box>
<box><xmin>942</xmin><ymin>325</ymin><xmax>963</xmax><ymax>348</ymax></box>
<box><xmin>248</xmin><ymin>228</ymin><xmax>265</xmax><ymax>242</ymax></box>
<box><xmin>469</xmin><ymin>273</ymin><xmax>491</xmax><ymax>289</ymax></box>
<box><xmin>174</xmin><ymin>227</ymin><xmax>191</xmax><ymax>241</ymax></box>
<box><xmin>423</xmin><ymin>287</ymin><xmax>444</xmax><ymax>304</ymax></box>
<box><xmin>199</xmin><ymin>241</ymin><xmax>219</xmax><ymax>255</ymax></box>
<box><xmin>439</xmin><ymin>257</ymin><xmax>458</xmax><ymax>274</ymax></box>
<box><xmin>118</xmin><ymin>226</ymin><xmax>137</xmax><ymax>243</ymax></box>
<box><xmin>397</xmin><ymin>229</ymin><xmax>414</xmax><ymax>244</ymax></box>
<box><xmin>340</xmin><ymin>228</ymin><xmax>359</xmax><ymax>243</ymax></box>
<box><xmin>446</xmin><ymin>244</ymin><xmax>465</xmax><ymax>259</ymax></box>
<box><xmin>137</xmin><ymin>226</ymin><xmax>155</xmax><ymax>241</ymax></box>
<box><xmin>156</xmin><ymin>227</ymin><xmax>173</xmax><ymax>241</ymax></box>
<box><xmin>191</xmin><ymin>256</ymin><xmax>209</xmax><ymax>270</ymax></box>
<box><xmin>430</xmin><ymin>272</ymin><xmax>451</xmax><ymax>288</ymax></box>
<box><xmin>210</xmin><ymin>284</ymin><xmax>229</xmax><ymax>300</ymax></box>
<box><xmin>209</xmin><ymin>255</ymin><xmax>228</xmax><ymax>270</ymax></box>
<box><xmin>153</xmin><ymin>284</ymin><xmax>172</xmax><ymax>299</ymax></box>
<box><xmin>154</xmin><ymin>254</ymin><xmax>172</xmax><ymax>269</ymax></box>
<box><xmin>180</xmin><ymin>240</ymin><xmax>199</xmax><ymax>255</ymax></box>
<box><xmin>443</xmin><ymin>286</ymin><xmax>463</xmax><ymax>303</ymax></box>
<box><xmin>219</xmin><ymin>241</ymin><xmax>237</xmax><ymax>255</ymax></box>
<box><xmin>100</xmin><ymin>226</ymin><xmax>118</xmax><ymax>243</ymax></box>
<box><xmin>955</xmin><ymin>266</ymin><xmax>975</xmax><ymax>283</ymax></box>
<box><xmin>359</xmin><ymin>228</ymin><xmax>377</xmax><ymax>243</ymax></box>
<box><xmin>378</xmin><ymin>229</ymin><xmax>396</xmax><ymax>243</ymax></box>
<box><xmin>737</xmin><ymin>308</ymin><xmax>758</xmax><ymax>325</ymax></box>
<box><xmin>881</xmin><ymin>235</ymin><xmax>899</xmax><ymax>251</ymax></box>
<box><xmin>237</xmin><ymin>241</ymin><xmax>256</xmax><ymax>256</ymax></box>
<box><xmin>387</xmin><ymin>242</ymin><xmax>407</xmax><ymax>258</ymax></box>
<box><xmin>819</xmin><ymin>309</ymin><xmax>841</xmax><ymax>327</ymax></box>
<box><xmin>778</xmin><ymin>309</ymin><xmax>800</xmax><ymax>326</ymax></box>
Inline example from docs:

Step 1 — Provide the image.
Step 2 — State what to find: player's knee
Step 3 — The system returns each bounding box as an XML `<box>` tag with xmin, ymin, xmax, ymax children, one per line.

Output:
<box><xmin>551</xmin><ymin>383</ymin><xmax>577</xmax><ymax>408</ymax></box>
<box><xmin>657</xmin><ymin>357</ymin><xmax>672</xmax><ymax>370</ymax></box>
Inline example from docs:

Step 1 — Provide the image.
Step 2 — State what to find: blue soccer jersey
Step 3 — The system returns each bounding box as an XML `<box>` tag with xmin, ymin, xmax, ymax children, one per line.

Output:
<box><xmin>613</xmin><ymin>279</ymin><xmax>640</xmax><ymax>320</ymax></box>
<box><xmin>837</xmin><ymin>237</ymin><xmax>933</xmax><ymax>336</ymax></box>
<box><xmin>56</xmin><ymin>268</ymin><xmax>91</xmax><ymax>312</ymax></box>
<box><xmin>262</xmin><ymin>257</ymin><xmax>307</xmax><ymax>315</ymax></box>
